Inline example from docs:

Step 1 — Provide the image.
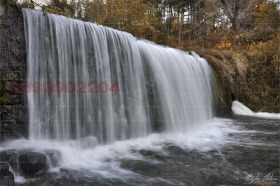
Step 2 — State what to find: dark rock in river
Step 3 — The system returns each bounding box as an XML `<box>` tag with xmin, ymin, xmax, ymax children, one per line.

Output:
<box><xmin>0</xmin><ymin>162</ymin><xmax>15</xmax><ymax>186</ymax></box>
<box><xmin>0</xmin><ymin>149</ymin><xmax>62</xmax><ymax>178</ymax></box>
<box><xmin>19</xmin><ymin>151</ymin><xmax>47</xmax><ymax>176</ymax></box>
<box><xmin>0</xmin><ymin>150</ymin><xmax>18</xmax><ymax>172</ymax></box>
<box><xmin>121</xmin><ymin>159</ymin><xmax>161</xmax><ymax>176</ymax></box>
<box><xmin>138</xmin><ymin>149</ymin><xmax>165</xmax><ymax>161</ymax></box>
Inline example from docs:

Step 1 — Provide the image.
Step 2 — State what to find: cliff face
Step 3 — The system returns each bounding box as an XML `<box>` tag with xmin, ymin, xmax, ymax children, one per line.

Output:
<box><xmin>0</xmin><ymin>2</ymin><xmax>28</xmax><ymax>141</ymax></box>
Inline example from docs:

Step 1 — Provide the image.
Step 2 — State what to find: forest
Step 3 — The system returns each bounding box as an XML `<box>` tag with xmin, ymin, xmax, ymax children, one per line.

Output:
<box><xmin>9</xmin><ymin>0</ymin><xmax>280</xmax><ymax>112</ymax></box>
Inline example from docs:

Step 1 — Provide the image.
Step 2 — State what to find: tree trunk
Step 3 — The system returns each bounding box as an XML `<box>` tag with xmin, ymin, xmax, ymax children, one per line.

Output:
<box><xmin>232</xmin><ymin>21</ymin><xmax>239</xmax><ymax>50</ymax></box>
<box><xmin>179</xmin><ymin>8</ymin><xmax>184</xmax><ymax>44</ymax></box>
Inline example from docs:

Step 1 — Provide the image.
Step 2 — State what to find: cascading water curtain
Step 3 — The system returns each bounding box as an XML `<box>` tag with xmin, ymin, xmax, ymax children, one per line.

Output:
<box><xmin>23</xmin><ymin>8</ymin><xmax>216</xmax><ymax>144</ymax></box>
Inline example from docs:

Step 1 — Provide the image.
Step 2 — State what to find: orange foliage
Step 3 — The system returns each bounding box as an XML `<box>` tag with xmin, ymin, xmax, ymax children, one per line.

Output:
<box><xmin>216</xmin><ymin>40</ymin><xmax>232</xmax><ymax>50</ymax></box>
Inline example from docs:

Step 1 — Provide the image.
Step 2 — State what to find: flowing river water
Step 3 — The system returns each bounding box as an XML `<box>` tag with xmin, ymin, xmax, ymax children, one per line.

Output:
<box><xmin>1</xmin><ymin>116</ymin><xmax>279</xmax><ymax>185</ymax></box>
<box><xmin>0</xmin><ymin>8</ymin><xmax>279</xmax><ymax>185</ymax></box>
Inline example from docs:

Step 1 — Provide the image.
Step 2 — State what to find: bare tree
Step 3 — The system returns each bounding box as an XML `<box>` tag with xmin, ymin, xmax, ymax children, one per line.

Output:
<box><xmin>218</xmin><ymin>0</ymin><xmax>259</xmax><ymax>49</ymax></box>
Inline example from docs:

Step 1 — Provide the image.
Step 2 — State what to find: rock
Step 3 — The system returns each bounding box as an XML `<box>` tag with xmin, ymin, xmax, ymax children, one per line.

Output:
<box><xmin>0</xmin><ymin>162</ymin><xmax>10</xmax><ymax>171</ymax></box>
<box><xmin>138</xmin><ymin>149</ymin><xmax>165</xmax><ymax>161</ymax></box>
<box><xmin>0</xmin><ymin>163</ymin><xmax>15</xmax><ymax>186</ymax></box>
<box><xmin>1</xmin><ymin>149</ymin><xmax>62</xmax><ymax>177</ymax></box>
<box><xmin>19</xmin><ymin>151</ymin><xmax>47</xmax><ymax>176</ymax></box>
<box><xmin>0</xmin><ymin>2</ymin><xmax>27</xmax><ymax>142</ymax></box>
<box><xmin>121</xmin><ymin>159</ymin><xmax>161</xmax><ymax>176</ymax></box>
<box><xmin>0</xmin><ymin>150</ymin><xmax>18</xmax><ymax>172</ymax></box>
<box><xmin>8</xmin><ymin>95</ymin><xmax>20</xmax><ymax>104</ymax></box>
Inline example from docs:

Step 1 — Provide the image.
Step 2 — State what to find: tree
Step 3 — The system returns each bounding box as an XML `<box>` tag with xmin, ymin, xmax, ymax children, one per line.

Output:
<box><xmin>253</xmin><ymin>1</ymin><xmax>280</xmax><ymax>41</ymax></box>
<box><xmin>83</xmin><ymin>0</ymin><xmax>158</xmax><ymax>39</ymax></box>
<box><xmin>218</xmin><ymin>0</ymin><xmax>259</xmax><ymax>50</ymax></box>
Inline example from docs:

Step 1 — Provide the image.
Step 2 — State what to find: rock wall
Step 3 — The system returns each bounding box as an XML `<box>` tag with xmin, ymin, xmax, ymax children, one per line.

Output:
<box><xmin>0</xmin><ymin>2</ymin><xmax>27</xmax><ymax>141</ymax></box>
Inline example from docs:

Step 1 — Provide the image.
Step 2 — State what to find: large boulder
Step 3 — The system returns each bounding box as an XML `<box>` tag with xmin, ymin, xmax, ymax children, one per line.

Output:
<box><xmin>19</xmin><ymin>151</ymin><xmax>47</xmax><ymax>176</ymax></box>
<box><xmin>0</xmin><ymin>149</ymin><xmax>61</xmax><ymax>179</ymax></box>
<box><xmin>0</xmin><ymin>150</ymin><xmax>18</xmax><ymax>172</ymax></box>
<box><xmin>0</xmin><ymin>162</ymin><xmax>15</xmax><ymax>186</ymax></box>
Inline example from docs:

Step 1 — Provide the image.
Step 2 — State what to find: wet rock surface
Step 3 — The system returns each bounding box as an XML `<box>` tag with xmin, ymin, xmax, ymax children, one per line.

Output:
<box><xmin>0</xmin><ymin>149</ymin><xmax>19</xmax><ymax>172</ymax></box>
<box><xmin>0</xmin><ymin>2</ymin><xmax>27</xmax><ymax>141</ymax></box>
<box><xmin>19</xmin><ymin>151</ymin><xmax>47</xmax><ymax>176</ymax></box>
<box><xmin>0</xmin><ymin>149</ymin><xmax>61</xmax><ymax>179</ymax></box>
<box><xmin>0</xmin><ymin>162</ymin><xmax>15</xmax><ymax>186</ymax></box>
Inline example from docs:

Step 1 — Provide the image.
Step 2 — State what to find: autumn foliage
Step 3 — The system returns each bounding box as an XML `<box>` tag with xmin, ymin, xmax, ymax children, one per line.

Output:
<box><xmin>14</xmin><ymin>0</ymin><xmax>280</xmax><ymax>111</ymax></box>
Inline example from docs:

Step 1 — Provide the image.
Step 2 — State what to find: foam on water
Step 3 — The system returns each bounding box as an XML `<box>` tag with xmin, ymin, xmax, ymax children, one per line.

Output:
<box><xmin>1</xmin><ymin>118</ymin><xmax>238</xmax><ymax>183</ymax></box>
<box><xmin>2</xmin><ymin>116</ymin><xmax>277</xmax><ymax>184</ymax></box>
<box><xmin>232</xmin><ymin>101</ymin><xmax>280</xmax><ymax>119</ymax></box>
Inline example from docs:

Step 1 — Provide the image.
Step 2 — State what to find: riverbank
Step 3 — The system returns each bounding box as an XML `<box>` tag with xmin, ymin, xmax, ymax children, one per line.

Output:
<box><xmin>197</xmin><ymin>47</ymin><xmax>280</xmax><ymax>113</ymax></box>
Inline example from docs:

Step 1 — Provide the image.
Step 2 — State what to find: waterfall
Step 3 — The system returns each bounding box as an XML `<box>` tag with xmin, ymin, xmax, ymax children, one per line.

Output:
<box><xmin>23</xmin><ymin>8</ymin><xmax>215</xmax><ymax>144</ymax></box>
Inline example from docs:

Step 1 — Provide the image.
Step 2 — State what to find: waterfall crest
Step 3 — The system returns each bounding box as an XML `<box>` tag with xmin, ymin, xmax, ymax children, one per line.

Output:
<box><xmin>23</xmin><ymin>8</ymin><xmax>215</xmax><ymax>144</ymax></box>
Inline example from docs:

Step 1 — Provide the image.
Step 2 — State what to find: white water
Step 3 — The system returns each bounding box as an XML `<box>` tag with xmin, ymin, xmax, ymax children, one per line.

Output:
<box><xmin>22</xmin><ymin>8</ymin><xmax>215</xmax><ymax>144</ymax></box>
<box><xmin>1</xmin><ymin>9</ymin><xmax>278</xmax><ymax>184</ymax></box>
<box><xmin>1</xmin><ymin>118</ymin><xmax>237</xmax><ymax>180</ymax></box>
<box><xmin>232</xmin><ymin>101</ymin><xmax>280</xmax><ymax>119</ymax></box>
<box><xmin>1</xmin><ymin>9</ymin><xmax>222</xmax><ymax>183</ymax></box>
